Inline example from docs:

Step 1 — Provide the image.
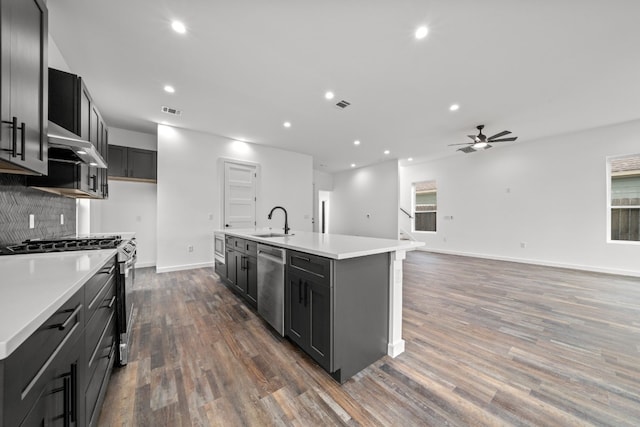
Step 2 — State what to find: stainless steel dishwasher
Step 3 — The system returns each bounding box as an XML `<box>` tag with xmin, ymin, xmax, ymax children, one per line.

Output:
<box><xmin>257</xmin><ymin>244</ymin><xmax>286</xmax><ymax>335</ymax></box>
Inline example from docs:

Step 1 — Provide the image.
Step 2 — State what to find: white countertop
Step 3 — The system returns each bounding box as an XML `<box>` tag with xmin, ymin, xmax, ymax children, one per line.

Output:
<box><xmin>222</xmin><ymin>229</ymin><xmax>424</xmax><ymax>259</ymax></box>
<box><xmin>0</xmin><ymin>249</ymin><xmax>117</xmax><ymax>359</ymax></box>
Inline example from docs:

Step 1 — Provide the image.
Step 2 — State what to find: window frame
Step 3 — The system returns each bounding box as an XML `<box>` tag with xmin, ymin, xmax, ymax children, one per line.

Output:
<box><xmin>412</xmin><ymin>180</ymin><xmax>437</xmax><ymax>234</ymax></box>
<box><xmin>606</xmin><ymin>154</ymin><xmax>640</xmax><ymax>245</ymax></box>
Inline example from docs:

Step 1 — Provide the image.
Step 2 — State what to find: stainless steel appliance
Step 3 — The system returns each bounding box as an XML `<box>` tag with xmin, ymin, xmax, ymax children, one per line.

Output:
<box><xmin>257</xmin><ymin>244</ymin><xmax>286</xmax><ymax>335</ymax></box>
<box><xmin>116</xmin><ymin>238</ymin><xmax>136</xmax><ymax>366</ymax></box>
<box><xmin>214</xmin><ymin>231</ymin><xmax>226</xmax><ymax>277</ymax></box>
<box><xmin>0</xmin><ymin>235</ymin><xmax>122</xmax><ymax>255</ymax></box>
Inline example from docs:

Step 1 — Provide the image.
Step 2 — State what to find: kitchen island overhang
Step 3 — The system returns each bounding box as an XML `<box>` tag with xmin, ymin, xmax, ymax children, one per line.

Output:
<box><xmin>220</xmin><ymin>229</ymin><xmax>424</xmax><ymax>364</ymax></box>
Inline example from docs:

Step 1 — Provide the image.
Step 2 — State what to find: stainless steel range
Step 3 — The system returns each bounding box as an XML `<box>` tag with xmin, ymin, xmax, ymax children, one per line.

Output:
<box><xmin>0</xmin><ymin>234</ymin><xmax>137</xmax><ymax>366</ymax></box>
<box><xmin>116</xmin><ymin>237</ymin><xmax>137</xmax><ymax>366</ymax></box>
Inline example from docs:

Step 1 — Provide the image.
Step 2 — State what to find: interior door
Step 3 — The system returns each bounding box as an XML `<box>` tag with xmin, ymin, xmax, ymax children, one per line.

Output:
<box><xmin>224</xmin><ymin>162</ymin><xmax>256</xmax><ymax>229</ymax></box>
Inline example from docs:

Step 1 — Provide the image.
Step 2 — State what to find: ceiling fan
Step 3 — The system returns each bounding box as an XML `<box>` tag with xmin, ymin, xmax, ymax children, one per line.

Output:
<box><xmin>449</xmin><ymin>125</ymin><xmax>518</xmax><ymax>153</ymax></box>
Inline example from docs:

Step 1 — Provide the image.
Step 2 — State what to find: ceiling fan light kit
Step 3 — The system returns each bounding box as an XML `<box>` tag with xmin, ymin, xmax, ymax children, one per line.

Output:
<box><xmin>449</xmin><ymin>124</ymin><xmax>518</xmax><ymax>153</ymax></box>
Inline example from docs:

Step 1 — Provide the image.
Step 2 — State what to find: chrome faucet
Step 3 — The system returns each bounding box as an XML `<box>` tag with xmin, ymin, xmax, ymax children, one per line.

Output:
<box><xmin>268</xmin><ymin>206</ymin><xmax>290</xmax><ymax>234</ymax></box>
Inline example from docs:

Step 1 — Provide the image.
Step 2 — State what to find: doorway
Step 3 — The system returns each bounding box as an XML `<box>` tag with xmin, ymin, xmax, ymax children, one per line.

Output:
<box><xmin>318</xmin><ymin>191</ymin><xmax>331</xmax><ymax>234</ymax></box>
<box><xmin>224</xmin><ymin>161</ymin><xmax>257</xmax><ymax>229</ymax></box>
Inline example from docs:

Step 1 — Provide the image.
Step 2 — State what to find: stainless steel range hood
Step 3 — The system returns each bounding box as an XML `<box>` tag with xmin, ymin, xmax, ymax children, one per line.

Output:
<box><xmin>47</xmin><ymin>121</ymin><xmax>107</xmax><ymax>168</ymax></box>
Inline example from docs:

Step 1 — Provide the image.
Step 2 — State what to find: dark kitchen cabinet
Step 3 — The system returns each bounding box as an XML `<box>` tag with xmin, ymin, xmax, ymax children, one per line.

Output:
<box><xmin>0</xmin><ymin>0</ymin><xmax>48</xmax><ymax>175</ymax></box>
<box><xmin>223</xmin><ymin>236</ymin><xmax>257</xmax><ymax>308</ymax></box>
<box><xmin>29</xmin><ymin>68</ymin><xmax>109</xmax><ymax>198</ymax></box>
<box><xmin>285</xmin><ymin>249</ymin><xmax>391</xmax><ymax>383</ymax></box>
<box><xmin>285</xmin><ymin>252</ymin><xmax>333</xmax><ymax>372</ymax></box>
<box><xmin>108</xmin><ymin>144</ymin><xmax>157</xmax><ymax>182</ymax></box>
<box><xmin>0</xmin><ymin>255</ymin><xmax>117</xmax><ymax>426</ymax></box>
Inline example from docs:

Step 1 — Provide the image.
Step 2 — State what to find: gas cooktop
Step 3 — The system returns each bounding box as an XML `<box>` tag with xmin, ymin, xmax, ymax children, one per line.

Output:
<box><xmin>0</xmin><ymin>236</ymin><xmax>123</xmax><ymax>256</ymax></box>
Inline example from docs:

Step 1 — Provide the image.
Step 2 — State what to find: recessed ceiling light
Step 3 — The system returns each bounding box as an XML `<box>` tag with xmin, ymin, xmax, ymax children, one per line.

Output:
<box><xmin>164</xmin><ymin>85</ymin><xmax>175</xmax><ymax>93</ymax></box>
<box><xmin>449</xmin><ymin>104</ymin><xmax>459</xmax><ymax>111</ymax></box>
<box><xmin>283</xmin><ymin>121</ymin><xmax>291</xmax><ymax>128</ymax></box>
<box><xmin>89</xmin><ymin>162</ymin><xmax>98</xmax><ymax>166</ymax></box>
<box><xmin>408</xmin><ymin>157</ymin><xmax>413</xmax><ymax>161</ymax></box>
<box><xmin>354</xmin><ymin>140</ymin><xmax>361</xmax><ymax>146</ymax></box>
<box><xmin>325</xmin><ymin>91</ymin><xmax>335</xmax><ymax>100</ymax></box>
<box><xmin>350</xmin><ymin>163</ymin><xmax>356</xmax><ymax>168</ymax></box>
<box><xmin>77</xmin><ymin>150</ymin><xmax>87</xmax><ymax>155</ymax></box>
<box><xmin>415</xmin><ymin>25</ymin><xmax>429</xmax><ymax>40</ymax></box>
<box><xmin>171</xmin><ymin>20</ymin><xmax>186</xmax><ymax>34</ymax></box>
<box><xmin>384</xmin><ymin>150</ymin><xmax>390</xmax><ymax>155</ymax></box>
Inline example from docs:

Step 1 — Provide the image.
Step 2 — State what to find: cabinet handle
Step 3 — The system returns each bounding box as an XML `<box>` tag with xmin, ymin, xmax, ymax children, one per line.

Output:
<box><xmin>19</xmin><ymin>122</ymin><xmax>26</xmax><ymax>160</ymax></box>
<box><xmin>304</xmin><ymin>281</ymin><xmax>309</xmax><ymax>307</ymax></box>
<box><xmin>21</xmin><ymin>322</ymin><xmax>80</xmax><ymax>400</ymax></box>
<box><xmin>108</xmin><ymin>295</ymin><xmax>116</xmax><ymax>308</ymax></box>
<box><xmin>63</xmin><ymin>375</ymin><xmax>70</xmax><ymax>427</ymax></box>
<box><xmin>1</xmin><ymin>117</ymin><xmax>18</xmax><ymax>157</ymax></box>
<box><xmin>91</xmin><ymin>174</ymin><xmax>98</xmax><ymax>191</ymax></box>
<box><xmin>298</xmin><ymin>279</ymin><xmax>303</xmax><ymax>303</ymax></box>
<box><xmin>55</xmin><ymin>303</ymin><xmax>83</xmax><ymax>331</ymax></box>
<box><xmin>70</xmin><ymin>363</ymin><xmax>77</xmax><ymax>423</ymax></box>
<box><xmin>293</xmin><ymin>255</ymin><xmax>311</xmax><ymax>262</ymax></box>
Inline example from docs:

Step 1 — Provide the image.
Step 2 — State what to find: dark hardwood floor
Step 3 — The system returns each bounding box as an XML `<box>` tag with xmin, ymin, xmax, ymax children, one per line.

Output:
<box><xmin>98</xmin><ymin>251</ymin><xmax>640</xmax><ymax>426</ymax></box>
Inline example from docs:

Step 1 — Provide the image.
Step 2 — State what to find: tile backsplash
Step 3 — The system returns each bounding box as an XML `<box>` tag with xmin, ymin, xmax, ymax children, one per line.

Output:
<box><xmin>0</xmin><ymin>174</ymin><xmax>76</xmax><ymax>245</ymax></box>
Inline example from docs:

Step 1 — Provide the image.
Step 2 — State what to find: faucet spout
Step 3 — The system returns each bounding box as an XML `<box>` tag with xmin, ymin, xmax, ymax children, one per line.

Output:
<box><xmin>267</xmin><ymin>206</ymin><xmax>290</xmax><ymax>234</ymax></box>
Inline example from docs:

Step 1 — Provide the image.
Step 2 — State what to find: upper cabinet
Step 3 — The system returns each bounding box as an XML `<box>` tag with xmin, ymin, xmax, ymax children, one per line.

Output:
<box><xmin>0</xmin><ymin>0</ymin><xmax>48</xmax><ymax>175</ymax></box>
<box><xmin>108</xmin><ymin>145</ymin><xmax>157</xmax><ymax>182</ymax></box>
<box><xmin>29</xmin><ymin>68</ymin><xmax>110</xmax><ymax>198</ymax></box>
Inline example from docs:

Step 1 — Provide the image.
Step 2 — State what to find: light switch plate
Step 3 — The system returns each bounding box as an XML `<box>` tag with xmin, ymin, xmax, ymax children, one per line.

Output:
<box><xmin>29</xmin><ymin>214</ymin><xmax>35</xmax><ymax>229</ymax></box>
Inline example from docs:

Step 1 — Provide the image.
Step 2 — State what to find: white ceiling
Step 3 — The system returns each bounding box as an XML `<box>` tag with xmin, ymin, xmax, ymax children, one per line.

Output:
<box><xmin>48</xmin><ymin>0</ymin><xmax>640</xmax><ymax>172</ymax></box>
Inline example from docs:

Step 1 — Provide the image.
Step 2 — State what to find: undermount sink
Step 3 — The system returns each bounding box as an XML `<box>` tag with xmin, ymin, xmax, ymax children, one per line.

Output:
<box><xmin>252</xmin><ymin>232</ymin><xmax>292</xmax><ymax>238</ymax></box>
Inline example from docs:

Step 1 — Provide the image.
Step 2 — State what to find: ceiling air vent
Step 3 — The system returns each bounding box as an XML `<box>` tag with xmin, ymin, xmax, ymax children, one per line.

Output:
<box><xmin>335</xmin><ymin>100</ymin><xmax>351</xmax><ymax>109</ymax></box>
<box><xmin>161</xmin><ymin>106</ymin><xmax>182</xmax><ymax>116</ymax></box>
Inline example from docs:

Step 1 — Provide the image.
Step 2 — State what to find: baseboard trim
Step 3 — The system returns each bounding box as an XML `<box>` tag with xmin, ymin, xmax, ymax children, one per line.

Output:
<box><xmin>156</xmin><ymin>261</ymin><xmax>214</xmax><ymax>274</ymax></box>
<box><xmin>135</xmin><ymin>261</ymin><xmax>156</xmax><ymax>269</ymax></box>
<box><xmin>387</xmin><ymin>339</ymin><xmax>405</xmax><ymax>358</ymax></box>
<box><xmin>416</xmin><ymin>247</ymin><xmax>640</xmax><ymax>277</ymax></box>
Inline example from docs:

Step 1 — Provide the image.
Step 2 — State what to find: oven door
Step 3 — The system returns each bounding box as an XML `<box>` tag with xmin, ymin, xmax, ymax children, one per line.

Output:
<box><xmin>117</xmin><ymin>253</ymin><xmax>136</xmax><ymax>366</ymax></box>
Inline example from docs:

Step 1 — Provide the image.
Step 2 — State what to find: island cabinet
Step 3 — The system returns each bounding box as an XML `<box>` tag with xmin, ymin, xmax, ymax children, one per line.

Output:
<box><xmin>285</xmin><ymin>250</ymin><xmax>390</xmax><ymax>383</ymax></box>
<box><xmin>0</xmin><ymin>0</ymin><xmax>48</xmax><ymax>176</ymax></box>
<box><xmin>223</xmin><ymin>236</ymin><xmax>258</xmax><ymax>308</ymax></box>
<box><xmin>0</xmin><ymin>255</ymin><xmax>117</xmax><ymax>427</ymax></box>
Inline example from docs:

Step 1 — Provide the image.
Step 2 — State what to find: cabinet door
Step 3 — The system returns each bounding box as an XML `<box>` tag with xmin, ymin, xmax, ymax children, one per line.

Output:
<box><xmin>307</xmin><ymin>279</ymin><xmax>332</xmax><ymax>371</ymax></box>
<box><xmin>0</xmin><ymin>0</ymin><xmax>47</xmax><ymax>175</ymax></box>
<box><xmin>225</xmin><ymin>248</ymin><xmax>237</xmax><ymax>286</ymax></box>
<box><xmin>79</xmin><ymin>81</ymin><xmax>91</xmax><ymax>139</ymax></box>
<box><xmin>128</xmin><ymin>147</ymin><xmax>156</xmax><ymax>180</ymax></box>
<box><xmin>235</xmin><ymin>253</ymin><xmax>248</xmax><ymax>294</ymax></box>
<box><xmin>107</xmin><ymin>145</ymin><xmax>127</xmax><ymax>177</ymax></box>
<box><xmin>285</xmin><ymin>270</ymin><xmax>308</xmax><ymax>349</ymax></box>
<box><xmin>245</xmin><ymin>255</ymin><xmax>258</xmax><ymax>306</ymax></box>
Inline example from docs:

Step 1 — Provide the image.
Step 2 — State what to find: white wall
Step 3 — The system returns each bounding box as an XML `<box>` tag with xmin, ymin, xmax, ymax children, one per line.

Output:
<box><xmin>157</xmin><ymin>125</ymin><xmax>313</xmax><ymax>273</ymax></box>
<box><xmin>90</xmin><ymin>128</ymin><xmax>158</xmax><ymax>267</ymax></box>
<box><xmin>330</xmin><ymin>160</ymin><xmax>399</xmax><ymax>239</ymax></box>
<box><xmin>400</xmin><ymin>119</ymin><xmax>640</xmax><ymax>276</ymax></box>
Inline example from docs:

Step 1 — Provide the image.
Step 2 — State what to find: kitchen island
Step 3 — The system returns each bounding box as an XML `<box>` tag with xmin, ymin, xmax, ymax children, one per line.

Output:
<box><xmin>219</xmin><ymin>229</ymin><xmax>423</xmax><ymax>382</ymax></box>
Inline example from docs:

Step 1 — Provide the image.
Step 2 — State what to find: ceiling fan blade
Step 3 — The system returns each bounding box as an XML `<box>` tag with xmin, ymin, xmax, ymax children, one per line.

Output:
<box><xmin>458</xmin><ymin>146</ymin><xmax>476</xmax><ymax>153</ymax></box>
<box><xmin>448</xmin><ymin>142</ymin><xmax>473</xmax><ymax>146</ymax></box>
<box><xmin>484</xmin><ymin>144</ymin><xmax>493</xmax><ymax>150</ymax></box>
<box><xmin>467</xmin><ymin>135</ymin><xmax>478</xmax><ymax>142</ymax></box>
<box><xmin>488</xmin><ymin>137</ymin><xmax>518</xmax><ymax>142</ymax></box>
<box><xmin>487</xmin><ymin>130</ymin><xmax>511</xmax><ymax>140</ymax></box>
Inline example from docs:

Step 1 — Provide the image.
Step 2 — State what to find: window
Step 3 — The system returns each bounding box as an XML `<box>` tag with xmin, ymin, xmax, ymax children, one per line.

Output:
<box><xmin>610</xmin><ymin>155</ymin><xmax>640</xmax><ymax>242</ymax></box>
<box><xmin>413</xmin><ymin>180</ymin><xmax>437</xmax><ymax>232</ymax></box>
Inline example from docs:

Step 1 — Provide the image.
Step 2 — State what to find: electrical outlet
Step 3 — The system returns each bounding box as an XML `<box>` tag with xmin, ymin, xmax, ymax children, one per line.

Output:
<box><xmin>208</xmin><ymin>213</ymin><xmax>214</xmax><ymax>220</ymax></box>
<box><xmin>136</xmin><ymin>216</ymin><xmax>142</xmax><ymax>222</ymax></box>
<box><xmin>443</xmin><ymin>237</ymin><xmax>447</xmax><ymax>242</ymax></box>
<box><xmin>60</xmin><ymin>214</ymin><xmax>64</xmax><ymax>225</ymax></box>
<box><xmin>188</xmin><ymin>245</ymin><xmax>194</xmax><ymax>253</ymax></box>
<box><xmin>520</xmin><ymin>242</ymin><xmax>527</xmax><ymax>248</ymax></box>
<box><xmin>29</xmin><ymin>214</ymin><xmax>35</xmax><ymax>229</ymax></box>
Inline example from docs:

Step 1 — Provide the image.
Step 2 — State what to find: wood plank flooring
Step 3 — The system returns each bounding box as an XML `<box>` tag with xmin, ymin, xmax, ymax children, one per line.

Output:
<box><xmin>98</xmin><ymin>251</ymin><xmax>640</xmax><ymax>426</ymax></box>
